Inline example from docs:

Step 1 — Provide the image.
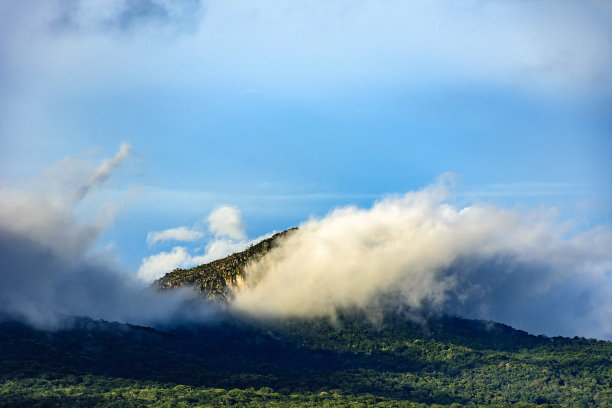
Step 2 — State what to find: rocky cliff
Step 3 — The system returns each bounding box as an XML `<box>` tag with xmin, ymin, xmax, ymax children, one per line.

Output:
<box><xmin>152</xmin><ymin>228</ymin><xmax>296</xmax><ymax>300</ymax></box>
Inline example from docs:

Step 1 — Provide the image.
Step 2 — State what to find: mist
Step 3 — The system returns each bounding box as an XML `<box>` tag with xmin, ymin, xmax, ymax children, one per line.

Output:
<box><xmin>2</xmin><ymin>147</ymin><xmax>610</xmax><ymax>339</ymax></box>
<box><xmin>232</xmin><ymin>176</ymin><xmax>612</xmax><ymax>339</ymax></box>
<box><xmin>0</xmin><ymin>145</ymin><xmax>216</xmax><ymax>330</ymax></box>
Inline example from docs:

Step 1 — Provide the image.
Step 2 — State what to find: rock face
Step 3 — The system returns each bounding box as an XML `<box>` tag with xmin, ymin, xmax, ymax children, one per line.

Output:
<box><xmin>153</xmin><ymin>228</ymin><xmax>296</xmax><ymax>300</ymax></box>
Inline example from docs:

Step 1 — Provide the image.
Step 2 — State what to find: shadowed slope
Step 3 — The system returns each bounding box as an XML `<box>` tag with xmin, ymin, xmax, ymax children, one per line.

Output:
<box><xmin>1</xmin><ymin>313</ymin><xmax>611</xmax><ymax>407</ymax></box>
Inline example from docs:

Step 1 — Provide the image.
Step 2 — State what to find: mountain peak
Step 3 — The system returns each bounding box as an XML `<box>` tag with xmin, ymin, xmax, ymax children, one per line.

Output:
<box><xmin>153</xmin><ymin>228</ymin><xmax>297</xmax><ymax>300</ymax></box>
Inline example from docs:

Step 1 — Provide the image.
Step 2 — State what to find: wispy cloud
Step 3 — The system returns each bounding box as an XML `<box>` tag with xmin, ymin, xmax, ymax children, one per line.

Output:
<box><xmin>4</xmin><ymin>0</ymin><xmax>610</xmax><ymax>94</ymax></box>
<box><xmin>74</xmin><ymin>143</ymin><xmax>131</xmax><ymax>201</ymax></box>
<box><xmin>0</xmin><ymin>144</ymin><xmax>215</xmax><ymax>329</ymax></box>
<box><xmin>147</xmin><ymin>226</ymin><xmax>204</xmax><ymax>246</ymax></box>
<box><xmin>48</xmin><ymin>0</ymin><xmax>204</xmax><ymax>34</ymax></box>
<box><xmin>461</xmin><ymin>181</ymin><xmax>598</xmax><ymax>198</ymax></box>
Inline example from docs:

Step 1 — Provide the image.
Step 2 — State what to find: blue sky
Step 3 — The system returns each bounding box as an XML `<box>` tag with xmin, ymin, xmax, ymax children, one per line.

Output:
<box><xmin>1</xmin><ymin>0</ymin><xmax>611</xmax><ymax>274</ymax></box>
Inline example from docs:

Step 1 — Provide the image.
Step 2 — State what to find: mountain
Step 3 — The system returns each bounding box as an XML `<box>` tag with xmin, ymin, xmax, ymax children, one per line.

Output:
<box><xmin>153</xmin><ymin>228</ymin><xmax>297</xmax><ymax>300</ymax></box>
<box><xmin>2</xmin><ymin>229</ymin><xmax>611</xmax><ymax>407</ymax></box>
<box><xmin>1</xmin><ymin>312</ymin><xmax>610</xmax><ymax>407</ymax></box>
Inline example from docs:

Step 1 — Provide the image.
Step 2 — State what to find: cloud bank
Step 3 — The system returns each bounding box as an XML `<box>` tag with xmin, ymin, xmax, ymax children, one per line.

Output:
<box><xmin>0</xmin><ymin>145</ymin><xmax>214</xmax><ymax>329</ymax></box>
<box><xmin>2</xmin><ymin>145</ymin><xmax>610</xmax><ymax>339</ymax></box>
<box><xmin>232</xmin><ymin>176</ymin><xmax>612</xmax><ymax>339</ymax></box>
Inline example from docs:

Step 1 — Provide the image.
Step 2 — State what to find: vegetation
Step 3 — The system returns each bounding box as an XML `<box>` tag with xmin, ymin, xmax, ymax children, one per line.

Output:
<box><xmin>2</xmin><ymin>230</ymin><xmax>611</xmax><ymax>407</ymax></box>
<box><xmin>1</xmin><ymin>312</ymin><xmax>610</xmax><ymax>407</ymax></box>
<box><xmin>153</xmin><ymin>228</ymin><xmax>297</xmax><ymax>300</ymax></box>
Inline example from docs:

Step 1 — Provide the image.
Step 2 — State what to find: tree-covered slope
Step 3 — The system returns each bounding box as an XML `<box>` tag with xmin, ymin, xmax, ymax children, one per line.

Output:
<box><xmin>2</xmin><ymin>228</ymin><xmax>611</xmax><ymax>407</ymax></box>
<box><xmin>1</xmin><ymin>313</ymin><xmax>610</xmax><ymax>407</ymax></box>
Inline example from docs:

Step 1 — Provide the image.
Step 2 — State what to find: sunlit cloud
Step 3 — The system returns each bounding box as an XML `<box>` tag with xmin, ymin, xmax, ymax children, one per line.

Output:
<box><xmin>146</xmin><ymin>226</ymin><xmax>204</xmax><ymax>246</ymax></box>
<box><xmin>137</xmin><ymin>205</ymin><xmax>271</xmax><ymax>282</ymax></box>
<box><xmin>233</xmin><ymin>176</ymin><xmax>612</xmax><ymax>339</ymax></box>
<box><xmin>208</xmin><ymin>205</ymin><xmax>246</xmax><ymax>240</ymax></box>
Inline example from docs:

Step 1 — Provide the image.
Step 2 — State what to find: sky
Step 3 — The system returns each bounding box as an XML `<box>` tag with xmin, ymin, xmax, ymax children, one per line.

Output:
<box><xmin>0</xmin><ymin>1</ymin><xmax>611</xmax><ymax>337</ymax></box>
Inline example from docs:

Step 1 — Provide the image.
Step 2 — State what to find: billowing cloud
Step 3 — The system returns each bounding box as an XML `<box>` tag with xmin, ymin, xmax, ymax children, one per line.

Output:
<box><xmin>232</xmin><ymin>176</ymin><xmax>612</xmax><ymax>339</ymax></box>
<box><xmin>146</xmin><ymin>226</ymin><xmax>204</xmax><ymax>246</ymax></box>
<box><xmin>208</xmin><ymin>205</ymin><xmax>246</xmax><ymax>240</ymax></box>
<box><xmin>3</xmin><ymin>150</ymin><xmax>611</xmax><ymax>340</ymax></box>
<box><xmin>0</xmin><ymin>145</ymin><xmax>214</xmax><ymax>329</ymax></box>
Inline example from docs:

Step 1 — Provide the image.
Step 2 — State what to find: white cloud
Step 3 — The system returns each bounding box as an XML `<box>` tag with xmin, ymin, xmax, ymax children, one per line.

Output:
<box><xmin>137</xmin><ymin>205</ymin><xmax>268</xmax><ymax>282</ymax></box>
<box><xmin>137</xmin><ymin>246</ymin><xmax>192</xmax><ymax>282</ymax></box>
<box><xmin>0</xmin><ymin>144</ymin><xmax>215</xmax><ymax>329</ymax></box>
<box><xmin>137</xmin><ymin>233</ymin><xmax>273</xmax><ymax>283</ymax></box>
<box><xmin>208</xmin><ymin>205</ymin><xmax>246</xmax><ymax>240</ymax></box>
<box><xmin>146</xmin><ymin>226</ymin><xmax>204</xmax><ymax>246</ymax></box>
<box><xmin>232</xmin><ymin>176</ymin><xmax>612</xmax><ymax>339</ymax></box>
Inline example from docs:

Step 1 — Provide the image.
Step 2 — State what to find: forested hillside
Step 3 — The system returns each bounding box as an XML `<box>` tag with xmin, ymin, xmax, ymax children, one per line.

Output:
<box><xmin>1</xmin><ymin>312</ymin><xmax>610</xmax><ymax>407</ymax></box>
<box><xmin>2</xmin><ymin>230</ymin><xmax>611</xmax><ymax>407</ymax></box>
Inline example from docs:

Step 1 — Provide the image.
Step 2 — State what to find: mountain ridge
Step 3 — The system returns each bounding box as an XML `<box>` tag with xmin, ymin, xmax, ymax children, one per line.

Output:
<box><xmin>153</xmin><ymin>228</ymin><xmax>297</xmax><ymax>300</ymax></box>
<box><xmin>3</xmin><ymin>229</ymin><xmax>611</xmax><ymax>406</ymax></box>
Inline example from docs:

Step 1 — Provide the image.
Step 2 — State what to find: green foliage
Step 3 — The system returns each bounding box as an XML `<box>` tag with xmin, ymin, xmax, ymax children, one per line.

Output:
<box><xmin>1</xmin><ymin>312</ymin><xmax>610</xmax><ymax>407</ymax></box>
<box><xmin>2</xmin><ymin>228</ymin><xmax>611</xmax><ymax>406</ymax></box>
<box><xmin>4</xmin><ymin>229</ymin><xmax>610</xmax><ymax>407</ymax></box>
